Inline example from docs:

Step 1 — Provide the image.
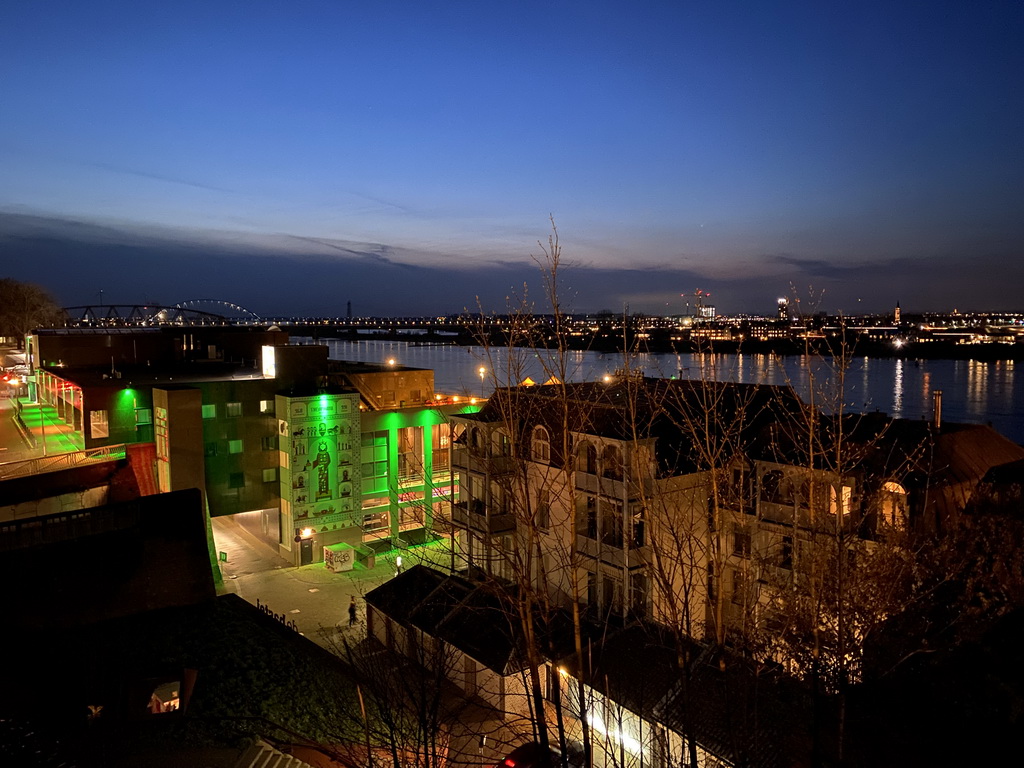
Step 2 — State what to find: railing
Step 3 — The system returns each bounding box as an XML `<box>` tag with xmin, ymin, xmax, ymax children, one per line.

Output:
<box><xmin>0</xmin><ymin>443</ymin><xmax>128</xmax><ymax>480</ymax></box>
<box><xmin>451</xmin><ymin>501</ymin><xmax>516</xmax><ymax>534</ymax></box>
<box><xmin>0</xmin><ymin>502</ymin><xmax>141</xmax><ymax>551</ymax></box>
<box><xmin>450</xmin><ymin>448</ymin><xmax>519</xmax><ymax>476</ymax></box>
<box><xmin>575</xmin><ymin>534</ymin><xmax>650</xmax><ymax>569</ymax></box>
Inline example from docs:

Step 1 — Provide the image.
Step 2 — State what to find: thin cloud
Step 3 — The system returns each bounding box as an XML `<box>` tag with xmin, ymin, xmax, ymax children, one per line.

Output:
<box><xmin>90</xmin><ymin>162</ymin><xmax>237</xmax><ymax>195</ymax></box>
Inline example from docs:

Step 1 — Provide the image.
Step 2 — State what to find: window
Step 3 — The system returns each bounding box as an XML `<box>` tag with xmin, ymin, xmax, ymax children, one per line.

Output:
<box><xmin>536</xmin><ymin>488</ymin><xmax>550</xmax><ymax>529</ymax></box>
<box><xmin>602</xmin><ymin>500</ymin><xmax>624</xmax><ymax>547</ymax></box>
<box><xmin>578</xmin><ymin>495</ymin><xmax>598</xmax><ymax>539</ymax></box>
<box><xmin>260</xmin><ymin>399</ymin><xmax>274</xmax><ymax>414</ymax></box>
<box><xmin>202</xmin><ymin>404</ymin><xmax>216</xmax><ymax>419</ymax></box>
<box><xmin>228</xmin><ymin>439</ymin><xmax>243</xmax><ymax>454</ymax></box>
<box><xmin>493</xmin><ymin>430</ymin><xmax>511</xmax><ymax>457</ymax></box>
<box><xmin>577</xmin><ymin>442</ymin><xmax>598</xmax><ymax>474</ymax></box>
<box><xmin>532</xmin><ymin>425</ymin><xmax>550</xmax><ymax>463</ymax></box>
<box><xmin>830</xmin><ymin>484</ymin><xmax>853</xmax><ymax>518</ymax></box>
<box><xmin>226</xmin><ymin>402</ymin><xmax>242</xmax><ymax>417</ymax></box>
<box><xmin>261</xmin><ymin>435</ymin><xmax>277</xmax><ymax>451</ymax></box>
<box><xmin>135</xmin><ymin>408</ymin><xmax>153</xmax><ymax>426</ymax></box>
<box><xmin>731</xmin><ymin>569</ymin><xmax>749</xmax><ymax>605</ymax></box>
<box><xmin>262</xmin><ymin>468</ymin><xmax>277</xmax><ymax>483</ymax></box>
<box><xmin>760</xmin><ymin>470</ymin><xmax>785</xmax><ymax>503</ymax></box>
<box><xmin>398</xmin><ymin>426</ymin><xmax>424</xmax><ymax>481</ymax></box>
<box><xmin>602</xmin><ymin>445</ymin><xmax>622</xmax><ymax>479</ymax></box>
<box><xmin>602</xmin><ymin>575</ymin><xmax>623</xmax><ymax>614</ymax></box>
<box><xmin>204</xmin><ymin>442</ymin><xmax>218</xmax><ymax>457</ymax></box>
<box><xmin>879</xmin><ymin>481</ymin><xmax>908</xmax><ymax>531</ymax></box>
<box><xmin>491</xmin><ymin>484</ymin><xmax>509</xmax><ymax>515</ymax></box>
<box><xmin>229</xmin><ymin>472</ymin><xmax>245</xmax><ymax>488</ymax></box>
<box><xmin>469</xmin><ymin>427</ymin><xmax>485</xmax><ymax>456</ymax></box>
<box><xmin>630</xmin><ymin>574</ymin><xmax>648</xmax><ymax>618</ymax></box>
<box><xmin>778</xmin><ymin>535</ymin><xmax>793</xmax><ymax>570</ymax></box>
<box><xmin>361</xmin><ymin>431</ymin><xmax>388</xmax><ymax>491</ymax></box>
<box><xmin>89</xmin><ymin>409</ymin><xmax>109</xmax><ymax>439</ymax></box>
<box><xmin>431</xmin><ymin>423</ymin><xmax>451</xmax><ymax>473</ymax></box>
<box><xmin>630</xmin><ymin>505</ymin><xmax>645</xmax><ymax>547</ymax></box>
<box><xmin>733</xmin><ymin>526</ymin><xmax>752</xmax><ymax>557</ymax></box>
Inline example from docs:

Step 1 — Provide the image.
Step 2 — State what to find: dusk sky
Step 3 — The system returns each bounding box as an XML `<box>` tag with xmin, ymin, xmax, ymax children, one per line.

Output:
<box><xmin>2</xmin><ymin>1</ymin><xmax>1022</xmax><ymax>317</ymax></box>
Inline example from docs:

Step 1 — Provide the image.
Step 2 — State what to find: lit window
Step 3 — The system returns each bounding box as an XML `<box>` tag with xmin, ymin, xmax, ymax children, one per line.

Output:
<box><xmin>879</xmin><ymin>481</ymin><xmax>908</xmax><ymax>531</ymax></box>
<box><xmin>262</xmin><ymin>468</ymin><xmax>276</xmax><ymax>483</ymax></box>
<box><xmin>202</xmin><ymin>404</ymin><xmax>216</xmax><ymax>419</ymax></box>
<box><xmin>135</xmin><ymin>408</ymin><xmax>153</xmax><ymax>425</ymax></box>
<box><xmin>226</xmin><ymin>402</ymin><xmax>242</xmax><ymax>418</ymax></box>
<box><xmin>228</xmin><ymin>440</ymin><xmax>243</xmax><ymax>454</ymax></box>
<box><xmin>260</xmin><ymin>399</ymin><xmax>274</xmax><ymax>414</ymax></box>
<box><xmin>89</xmin><ymin>409</ymin><xmax>109</xmax><ymax>438</ymax></box>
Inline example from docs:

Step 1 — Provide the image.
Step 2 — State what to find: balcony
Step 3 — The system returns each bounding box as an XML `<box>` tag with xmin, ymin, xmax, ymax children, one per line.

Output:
<box><xmin>452</xmin><ymin>449</ymin><xmax>519</xmax><ymax>476</ymax></box>
<box><xmin>574</xmin><ymin>534</ymin><xmax>649</xmax><ymax>569</ymax></box>
<box><xmin>451</xmin><ymin>500</ymin><xmax>517</xmax><ymax>535</ymax></box>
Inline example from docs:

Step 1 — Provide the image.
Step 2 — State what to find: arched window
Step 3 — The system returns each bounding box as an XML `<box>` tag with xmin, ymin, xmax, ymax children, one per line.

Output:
<box><xmin>577</xmin><ymin>441</ymin><xmax>598</xmax><ymax>474</ymax></box>
<box><xmin>532</xmin><ymin>425</ymin><xmax>550</xmax><ymax>463</ymax></box>
<box><xmin>603</xmin><ymin>445</ymin><xmax>623</xmax><ymax>480</ymax></box>
<box><xmin>879</xmin><ymin>481</ymin><xmax>908</xmax><ymax>531</ymax></box>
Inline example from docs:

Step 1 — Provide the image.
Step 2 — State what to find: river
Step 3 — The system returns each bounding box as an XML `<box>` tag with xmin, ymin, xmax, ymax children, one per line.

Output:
<box><xmin>302</xmin><ymin>339</ymin><xmax>1024</xmax><ymax>445</ymax></box>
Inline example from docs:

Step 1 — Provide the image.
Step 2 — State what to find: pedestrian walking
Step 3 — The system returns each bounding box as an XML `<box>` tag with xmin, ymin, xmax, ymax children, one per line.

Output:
<box><xmin>348</xmin><ymin>596</ymin><xmax>357</xmax><ymax>627</ymax></box>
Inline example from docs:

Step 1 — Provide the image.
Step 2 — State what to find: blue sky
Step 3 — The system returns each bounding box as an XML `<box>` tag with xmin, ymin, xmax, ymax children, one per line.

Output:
<box><xmin>2</xmin><ymin>1</ymin><xmax>1022</xmax><ymax>316</ymax></box>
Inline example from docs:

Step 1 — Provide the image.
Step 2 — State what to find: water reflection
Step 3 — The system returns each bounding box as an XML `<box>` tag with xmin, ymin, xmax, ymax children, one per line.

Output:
<box><xmin>310</xmin><ymin>339</ymin><xmax>1024</xmax><ymax>444</ymax></box>
<box><xmin>892</xmin><ymin>359</ymin><xmax>904</xmax><ymax>417</ymax></box>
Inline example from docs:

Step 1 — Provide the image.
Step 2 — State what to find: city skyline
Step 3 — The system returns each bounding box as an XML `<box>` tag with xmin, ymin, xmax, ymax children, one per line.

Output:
<box><xmin>2</xmin><ymin>1</ymin><xmax>1022</xmax><ymax>316</ymax></box>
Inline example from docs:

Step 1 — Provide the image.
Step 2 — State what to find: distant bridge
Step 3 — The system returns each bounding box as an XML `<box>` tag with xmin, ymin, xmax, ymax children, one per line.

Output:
<box><xmin>62</xmin><ymin>300</ymin><xmax>261</xmax><ymax>327</ymax></box>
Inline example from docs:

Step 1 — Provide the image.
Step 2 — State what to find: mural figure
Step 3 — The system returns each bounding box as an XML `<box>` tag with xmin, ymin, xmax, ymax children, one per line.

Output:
<box><xmin>314</xmin><ymin>440</ymin><xmax>332</xmax><ymax>501</ymax></box>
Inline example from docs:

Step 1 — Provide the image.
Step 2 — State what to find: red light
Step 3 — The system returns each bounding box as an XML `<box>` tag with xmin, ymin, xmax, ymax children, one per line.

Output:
<box><xmin>504</xmin><ymin>760</ymin><xmax>516</xmax><ymax>767</ymax></box>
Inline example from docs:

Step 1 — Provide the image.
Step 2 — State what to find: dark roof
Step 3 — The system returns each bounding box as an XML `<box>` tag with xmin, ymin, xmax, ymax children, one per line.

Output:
<box><xmin>754</xmin><ymin>413</ymin><xmax>1024</xmax><ymax>484</ymax></box>
<box><xmin>468</xmin><ymin>378</ymin><xmax>805</xmax><ymax>476</ymax></box>
<box><xmin>366</xmin><ymin>566</ymin><xmax>527</xmax><ymax>675</ymax></box>
<box><xmin>363</xmin><ymin>564</ymin><xmax>450</xmax><ymax>625</ymax></box>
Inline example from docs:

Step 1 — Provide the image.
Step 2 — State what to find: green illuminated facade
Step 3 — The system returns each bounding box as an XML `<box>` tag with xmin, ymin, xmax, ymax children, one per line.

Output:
<box><xmin>277</xmin><ymin>389</ymin><xmax>480</xmax><ymax>565</ymax></box>
<box><xmin>28</xmin><ymin>329</ymin><xmax>482</xmax><ymax>566</ymax></box>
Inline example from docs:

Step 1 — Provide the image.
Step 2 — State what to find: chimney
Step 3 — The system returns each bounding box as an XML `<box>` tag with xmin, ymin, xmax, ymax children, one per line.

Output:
<box><xmin>933</xmin><ymin>389</ymin><xmax>943</xmax><ymax>431</ymax></box>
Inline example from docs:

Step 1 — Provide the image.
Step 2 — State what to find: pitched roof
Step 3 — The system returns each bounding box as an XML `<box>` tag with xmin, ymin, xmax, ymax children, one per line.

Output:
<box><xmin>466</xmin><ymin>378</ymin><xmax>805</xmax><ymax>476</ymax></box>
